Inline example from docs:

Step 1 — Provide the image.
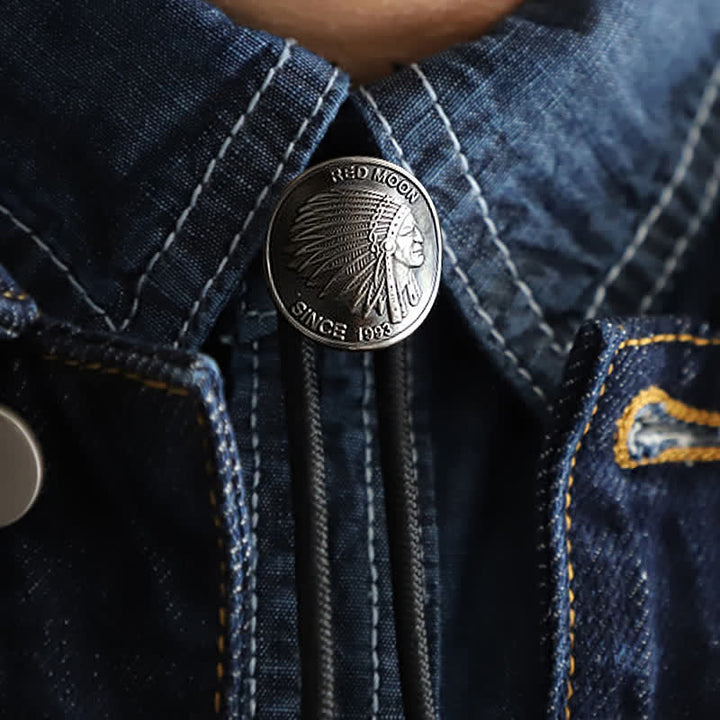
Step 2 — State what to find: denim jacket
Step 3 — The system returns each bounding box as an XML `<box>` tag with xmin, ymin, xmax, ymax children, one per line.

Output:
<box><xmin>1</xmin><ymin>0</ymin><xmax>720</xmax><ymax>717</ymax></box>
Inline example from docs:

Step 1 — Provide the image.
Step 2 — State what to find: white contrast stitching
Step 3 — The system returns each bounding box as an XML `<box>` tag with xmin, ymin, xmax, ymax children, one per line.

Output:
<box><xmin>210</xmin><ymin>396</ymin><xmax>249</xmax><ymax>720</ymax></box>
<box><xmin>118</xmin><ymin>40</ymin><xmax>296</xmax><ymax>332</ymax></box>
<box><xmin>174</xmin><ymin>67</ymin><xmax>341</xmax><ymax>347</ymax></box>
<box><xmin>239</xmin><ymin>280</ymin><xmax>248</xmax><ymax>315</ymax></box>
<box><xmin>0</xmin><ymin>203</ymin><xmax>116</xmax><ymax>331</ymax></box>
<box><xmin>358</xmin><ymin>88</ymin><xmax>410</xmax><ymax>168</ymax></box>
<box><xmin>248</xmin><ymin>340</ymin><xmax>261</xmax><ymax>718</ymax></box>
<box><xmin>361</xmin><ymin>352</ymin><xmax>380</xmax><ymax>719</ymax></box>
<box><xmin>583</xmin><ymin>60</ymin><xmax>720</xmax><ymax>325</ymax></box>
<box><xmin>410</xmin><ymin>64</ymin><xmax>564</xmax><ymax>357</ymax></box>
<box><xmin>640</xmin><ymin>153</ymin><xmax>720</xmax><ymax>313</ymax></box>
<box><xmin>360</xmin><ymin>88</ymin><xmax>547</xmax><ymax>402</ymax></box>
<box><xmin>444</xmin><ymin>243</ymin><xmax>546</xmax><ymax>401</ymax></box>
<box><xmin>243</xmin><ymin>309</ymin><xmax>276</xmax><ymax>319</ymax></box>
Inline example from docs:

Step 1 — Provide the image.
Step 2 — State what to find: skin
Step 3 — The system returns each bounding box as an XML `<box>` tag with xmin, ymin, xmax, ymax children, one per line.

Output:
<box><xmin>209</xmin><ymin>0</ymin><xmax>523</xmax><ymax>81</ymax></box>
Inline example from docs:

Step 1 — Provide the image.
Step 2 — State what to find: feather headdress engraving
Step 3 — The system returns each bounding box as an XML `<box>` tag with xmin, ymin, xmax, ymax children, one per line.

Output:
<box><xmin>287</xmin><ymin>188</ymin><xmax>426</xmax><ymax>323</ymax></box>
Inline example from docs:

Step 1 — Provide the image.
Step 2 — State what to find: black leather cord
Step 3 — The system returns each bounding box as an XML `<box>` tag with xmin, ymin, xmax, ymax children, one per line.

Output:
<box><xmin>279</xmin><ymin>317</ymin><xmax>335</xmax><ymax>720</ymax></box>
<box><xmin>280</xmin><ymin>315</ymin><xmax>433</xmax><ymax>719</ymax></box>
<box><xmin>374</xmin><ymin>342</ymin><xmax>436</xmax><ymax>720</ymax></box>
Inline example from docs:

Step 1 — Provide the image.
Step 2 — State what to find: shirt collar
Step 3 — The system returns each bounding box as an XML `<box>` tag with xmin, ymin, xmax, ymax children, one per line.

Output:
<box><xmin>358</xmin><ymin>0</ymin><xmax>720</xmax><ymax>410</ymax></box>
<box><xmin>1</xmin><ymin>0</ymin><xmax>719</xmax><ymax>411</ymax></box>
<box><xmin>0</xmin><ymin>0</ymin><xmax>349</xmax><ymax>347</ymax></box>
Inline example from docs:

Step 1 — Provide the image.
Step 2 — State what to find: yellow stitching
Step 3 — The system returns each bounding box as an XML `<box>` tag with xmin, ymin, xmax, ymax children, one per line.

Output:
<box><xmin>42</xmin><ymin>354</ymin><xmax>190</xmax><ymax>396</ymax></box>
<box><xmin>615</xmin><ymin>386</ymin><xmax>720</xmax><ymax>468</ymax></box>
<box><xmin>142</xmin><ymin>378</ymin><xmax>171</xmax><ymax>390</ymax></box>
<box><xmin>618</xmin><ymin>333</ymin><xmax>720</xmax><ymax>350</ymax></box>
<box><xmin>565</xmin><ymin>331</ymin><xmax>720</xmax><ymax>718</ymax></box>
<box><xmin>168</xmin><ymin>387</ymin><xmax>190</xmax><ymax>397</ymax></box>
<box><xmin>564</xmin><ymin>359</ymin><xmax>616</xmax><ymax>719</ymax></box>
<box><xmin>200</xmin><ymin>421</ymin><xmax>226</xmax><ymax>716</ymax></box>
<box><xmin>2</xmin><ymin>290</ymin><xmax>28</xmax><ymax>300</ymax></box>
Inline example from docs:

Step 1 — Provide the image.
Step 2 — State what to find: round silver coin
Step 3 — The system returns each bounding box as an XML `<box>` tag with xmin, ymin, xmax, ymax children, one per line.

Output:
<box><xmin>0</xmin><ymin>405</ymin><xmax>43</xmax><ymax>527</ymax></box>
<box><xmin>265</xmin><ymin>157</ymin><xmax>442</xmax><ymax>350</ymax></box>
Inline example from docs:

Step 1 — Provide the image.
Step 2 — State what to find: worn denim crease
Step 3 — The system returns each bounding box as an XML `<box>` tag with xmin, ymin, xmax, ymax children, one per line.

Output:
<box><xmin>582</xmin><ymin>59</ymin><xmax>720</xmax><ymax>328</ymax></box>
<box><xmin>173</xmin><ymin>67</ymin><xmax>342</xmax><ymax>347</ymax></box>
<box><xmin>119</xmin><ymin>39</ymin><xmax>296</xmax><ymax>333</ymax></box>
<box><xmin>0</xmin><ymin>204</ymin><xmax>115</xmax><ymax>331</ymax></box>
<box><xmin>409</xmin><ymin>63</ymin><xmax>564</xmax><ymax>357</ymax></box>
<box><xmin>357</xmin><ymin>86</ymin><xmax>548</xmax><ymax>403</ymax></box>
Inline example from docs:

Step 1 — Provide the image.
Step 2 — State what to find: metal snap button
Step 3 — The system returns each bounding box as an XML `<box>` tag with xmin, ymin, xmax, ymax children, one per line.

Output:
<box><xmin>265</xmin><ymin>157</ymin><xmax>442</xmax><ymax>350</ymax></box>
<box><xmin>0</xmin><ymin>405</ymin><xmax>43</xmax><ymax>527</ymax></box>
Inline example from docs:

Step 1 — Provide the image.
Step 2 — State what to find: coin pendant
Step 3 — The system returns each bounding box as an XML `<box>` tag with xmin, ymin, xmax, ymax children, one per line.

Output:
<box><xmin>265</xmin><ymin>157</ymin><xmax>442</xmax><ymax>350</ymax></box>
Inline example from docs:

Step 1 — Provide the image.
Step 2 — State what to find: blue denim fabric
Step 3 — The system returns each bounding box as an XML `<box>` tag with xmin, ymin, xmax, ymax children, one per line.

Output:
<box><xmin>356</xmin><ymin>0</ymin><xmax>720</xmax><ymax>408</ymax></box>
<box><xmin>1</xmin><ymin>0</ymin><xmax>720</xmax><ymax>718</ymax></box>
<box><xmin>0</xmin><ymin>318</ymin><xmax>250</xmax><ymax>718</ymax></box>
<box><xmin>540</xmin><ymin>317</ymin><xmax>720</xmax><ymax>718</ymax></box>
<box><xmin>0</xmin><ymin>265</ymin><xmax>38</xmax><ymax>339</ymax></box>
<box><xmin>0</xmin><ymin>0</ymin><xmax>349</xmax><ymax>347</ymax></box>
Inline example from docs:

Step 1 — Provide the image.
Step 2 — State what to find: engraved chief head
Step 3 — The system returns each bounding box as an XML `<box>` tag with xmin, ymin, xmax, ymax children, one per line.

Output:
<box><xmin>287</xmin><ymin>187</ymin><xmax>426</xmax><ymax>324</ymax></box>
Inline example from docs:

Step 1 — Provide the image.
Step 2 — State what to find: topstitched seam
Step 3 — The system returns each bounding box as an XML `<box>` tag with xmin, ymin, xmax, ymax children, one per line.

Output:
<box><xmin>359</xmin><ymin>87</ymin><xmax>548</xmax><ymax>403</ymax></box>
<box><xmin>119</xmin><ymin>40</ymin><xmax>295</xmax><ymax>332</ymax></box>
<box><xmin>411</xmin><ymin>63</ymin><xmax>564</xmax><ymax>357</ymax></box>
<box><xmin>564</xmin><ymin>330</ymin><xmax>720</xmax><ymax>719</ymax></box>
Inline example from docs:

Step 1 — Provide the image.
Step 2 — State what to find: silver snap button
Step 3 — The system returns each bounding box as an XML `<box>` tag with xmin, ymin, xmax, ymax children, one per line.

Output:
<box><xmin>265</xmin><ymin>157</ymin><xmax>442</xmax><ymax>350</ymax></box>
<box><xmin>0</xmin><ymin>405</ymin><xmax>43</xmax><ymax>527</ymax></box>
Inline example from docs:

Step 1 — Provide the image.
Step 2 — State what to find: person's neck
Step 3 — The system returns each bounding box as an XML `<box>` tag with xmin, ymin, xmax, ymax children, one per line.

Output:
<box><xmin>209</xmin><ymin>0</ymin><xmax>522</xmax><ymax>81</ymax></box>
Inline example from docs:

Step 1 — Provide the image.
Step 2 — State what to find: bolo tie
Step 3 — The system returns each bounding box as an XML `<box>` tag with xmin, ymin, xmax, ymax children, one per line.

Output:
<box><xmin>265</xmin><ymin>157</ymin><xmax>442</xmax><ymax>720</ymax></box>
